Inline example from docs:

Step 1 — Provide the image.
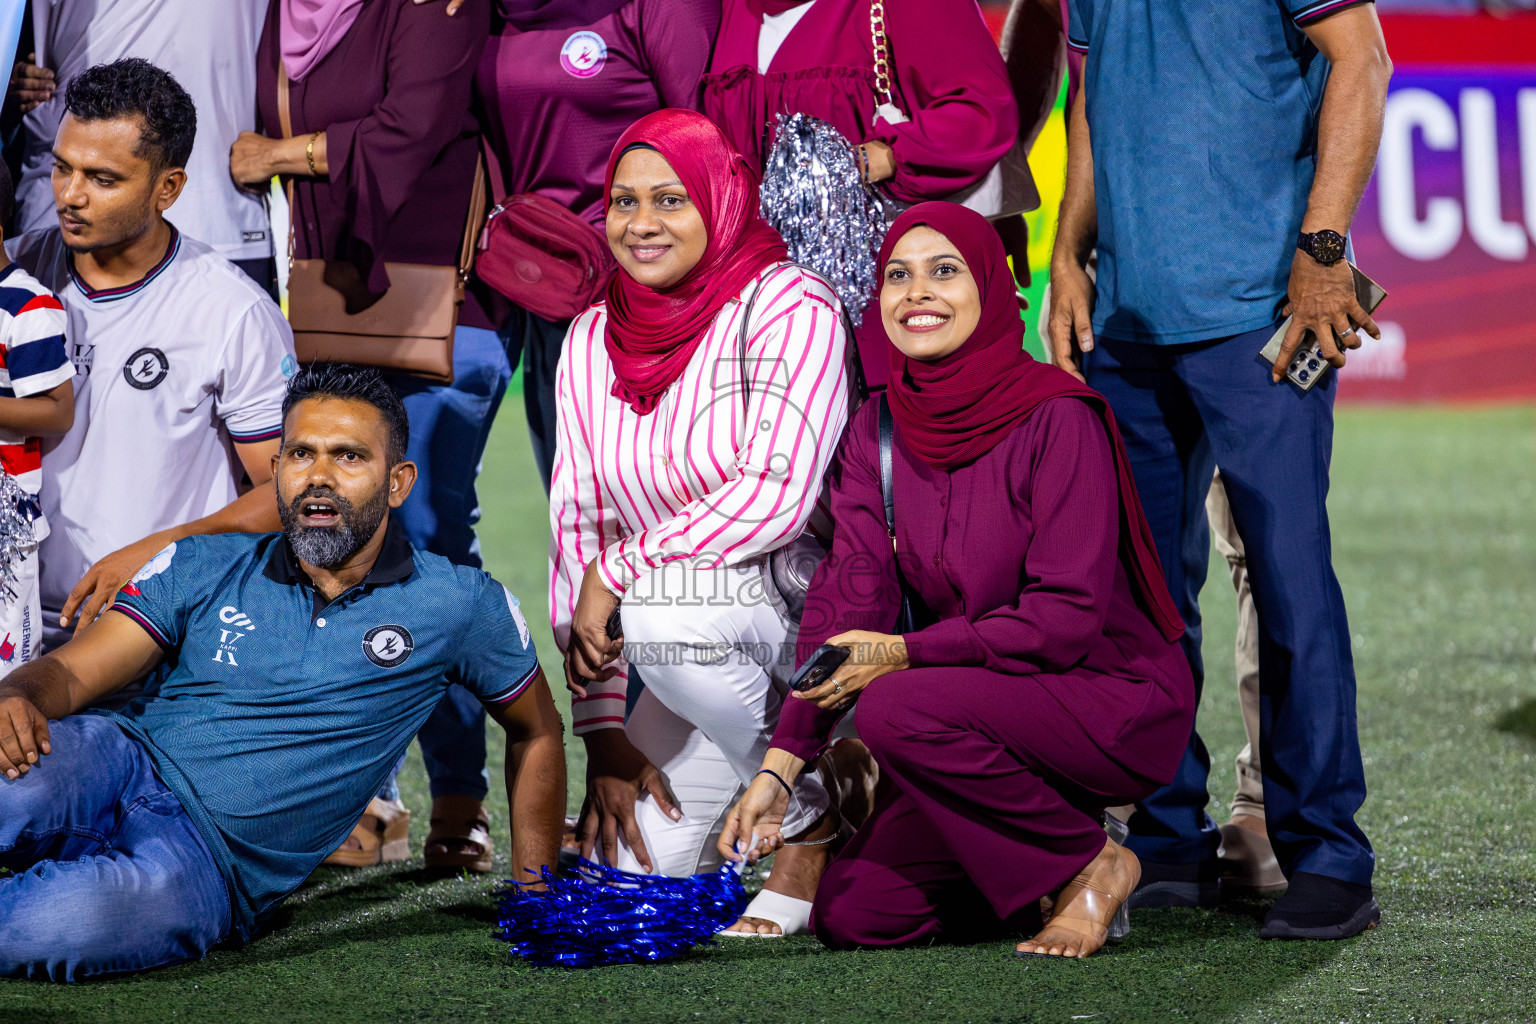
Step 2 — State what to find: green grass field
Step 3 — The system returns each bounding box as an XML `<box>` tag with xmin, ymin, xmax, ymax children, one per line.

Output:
<box><xmin>4</xmin><ymin>403</ymin><xmax>1535</xmax><ymax>1024</ymax></box>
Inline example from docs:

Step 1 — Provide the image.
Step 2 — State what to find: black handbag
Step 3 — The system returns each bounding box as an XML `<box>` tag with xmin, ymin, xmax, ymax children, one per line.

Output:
<box><xmin>736</xmin><ymin>267</ymin><xmax>867</xmax><ymax>624</ymax></box>
<box><xmin>877</xmin><ymin>393</ymin><xmax>919</xmax><ymax>635</ymax></box>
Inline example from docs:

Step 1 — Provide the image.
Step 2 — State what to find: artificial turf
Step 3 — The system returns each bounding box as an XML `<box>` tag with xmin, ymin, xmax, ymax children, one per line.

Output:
<box><xmin>3</xmin><ymin>403</ymin><xmax>1534</xmax><ymax>1024</ymax></box>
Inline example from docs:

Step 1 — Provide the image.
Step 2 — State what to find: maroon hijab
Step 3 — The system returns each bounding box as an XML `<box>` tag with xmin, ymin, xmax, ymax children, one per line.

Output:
<box><xmin>879</xmin><ymin>202</ymin><xmax>1184</xmax><ymax>642</ymax></box>
<box><xmin>602</xmin><ymin>109</ymin><xmax>788</xmax><ymax>415</ymax></box>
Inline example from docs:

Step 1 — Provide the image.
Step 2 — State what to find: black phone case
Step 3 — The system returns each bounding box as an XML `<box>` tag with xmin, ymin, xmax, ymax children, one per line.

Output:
<box><xmin>790</xmin><ymin>644</ymin><xmax>850</xmax><ymax>692</ymax></box>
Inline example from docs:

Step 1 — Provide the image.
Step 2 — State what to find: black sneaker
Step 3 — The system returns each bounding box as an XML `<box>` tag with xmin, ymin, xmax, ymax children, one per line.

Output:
<box><xmin>1259</xmin><ymin>872</ymin><xmax>1381</xmax><ymax>940</ymax></box>
<box><xmin>1127</xmin><ymin>858</ymin><xmax>1221</xmax><ymax>909</ymax></box>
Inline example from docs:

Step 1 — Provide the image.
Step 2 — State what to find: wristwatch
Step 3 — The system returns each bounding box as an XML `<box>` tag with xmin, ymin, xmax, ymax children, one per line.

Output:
<box><xmin>1297</xmin><ymin>229</ymin><xmax>1347</xmax><ymax>266</ymax></box>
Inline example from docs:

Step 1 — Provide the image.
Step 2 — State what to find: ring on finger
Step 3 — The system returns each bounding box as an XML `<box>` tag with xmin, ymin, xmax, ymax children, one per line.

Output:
<box><xmin>1339</xmin><ymin>327</ymin><xmax>1356</xmax><ymax>338</ymax></box>
<box><xmin>832</xmin><ymin>682</ymin><xmax>843</xmax><ymax>695</ymax></box>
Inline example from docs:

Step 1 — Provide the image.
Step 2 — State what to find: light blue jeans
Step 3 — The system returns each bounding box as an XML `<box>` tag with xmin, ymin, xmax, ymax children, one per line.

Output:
<box><xmin>0</xmin><ymin>716</ymin><xmax>232</xmax><ymax>981</ymax></box>
<box><xmin>381</xmin><ymin>325</ymin><xmax>514</xmax><ymax>802</ymax></box>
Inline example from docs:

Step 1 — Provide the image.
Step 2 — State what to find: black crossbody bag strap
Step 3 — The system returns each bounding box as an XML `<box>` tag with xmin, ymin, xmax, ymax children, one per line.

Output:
<box><xmin>878</xmin><ymin>393</ymin><xmax>896</xmax><ymax>537</ymax></box>
<box><xmin>878</xmin><ymin>393</ymin><xmax>917</xmax><ymax>633</ymax></box>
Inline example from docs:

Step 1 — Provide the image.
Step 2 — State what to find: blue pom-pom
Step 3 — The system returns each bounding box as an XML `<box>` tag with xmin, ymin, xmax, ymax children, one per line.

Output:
<box><xmin>494</xmin><ymin>859</ymin><xmax>749</xmax><ymax>969</ymax></box>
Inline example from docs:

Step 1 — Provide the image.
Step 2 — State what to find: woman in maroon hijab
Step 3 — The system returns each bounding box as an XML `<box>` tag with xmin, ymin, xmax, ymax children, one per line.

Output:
<box><xmin>719</xmin><ymin>202</ymin><xmax>1196</xmax><ymax>956</ymax></box>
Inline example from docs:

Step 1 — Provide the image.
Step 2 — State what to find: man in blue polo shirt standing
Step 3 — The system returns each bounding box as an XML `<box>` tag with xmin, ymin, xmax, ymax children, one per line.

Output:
<box><xmin>1048</xmin><ymin>1</ymin><xmax>1392</xmax><ymax>939</ymax></box>
<box><xmin>0</xmin><ymin>364</ymin><xmax>566</xmax><ymax>980</ymax></box>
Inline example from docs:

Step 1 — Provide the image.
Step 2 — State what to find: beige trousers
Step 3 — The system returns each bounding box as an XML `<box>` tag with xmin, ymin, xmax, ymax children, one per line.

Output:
<box><xmin>1207</xmin><ymin>470</ymin><xmax>1264</xmax><ymax>821</ymax></box>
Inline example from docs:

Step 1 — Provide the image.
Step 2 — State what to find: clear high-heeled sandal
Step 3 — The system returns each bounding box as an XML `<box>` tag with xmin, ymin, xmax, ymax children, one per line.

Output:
<box><xmin>1016</xmin><ymin>836</ymin><xmax>1141</xmax><ymax>960</ymax></box>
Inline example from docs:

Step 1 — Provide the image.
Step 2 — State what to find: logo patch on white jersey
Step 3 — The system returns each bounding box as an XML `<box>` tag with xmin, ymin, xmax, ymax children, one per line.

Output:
<box><xmin>70</xmin><ymin>342</ymin><xmax>94</xmax><ymax>377</ymax></box>
<box><xmin>123</xmin><ymin>347</ymin><xmax>169</xmax><ymax>390</ymax></box>
<box><xmin>504</xmin><ymin>587</ymin><xmax>531</xmax><ymax>650</ymax></box>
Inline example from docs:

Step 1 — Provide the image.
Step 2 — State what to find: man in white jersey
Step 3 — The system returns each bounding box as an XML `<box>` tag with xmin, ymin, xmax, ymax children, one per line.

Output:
<box><xmin>10</xmin><ymin>0</ymin><xmax>273</xmax><ymax>289</ymax></box>
<box><xmin>5</xmin><ymin>59</ymin><xmax>295</xmax><ymax>649</ymax></box>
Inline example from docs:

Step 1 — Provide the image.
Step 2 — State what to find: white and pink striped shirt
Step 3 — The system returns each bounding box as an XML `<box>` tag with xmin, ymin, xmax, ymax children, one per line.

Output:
<box><xmin>549</xmin><ymin>263</ymin><xmax>851</xmax><ymax>734</ymax></box>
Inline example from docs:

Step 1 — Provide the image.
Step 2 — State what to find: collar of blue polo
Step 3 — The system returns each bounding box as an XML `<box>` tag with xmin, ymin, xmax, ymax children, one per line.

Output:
<box><xmin>67</xmin><ymin>223</ymin><xmax>181</xmax><ymax>302</ymax></box>
<box><xmin>262</xmin><ymin>513</ymin><xmax>416</xmax><ymax>589</ymax></box>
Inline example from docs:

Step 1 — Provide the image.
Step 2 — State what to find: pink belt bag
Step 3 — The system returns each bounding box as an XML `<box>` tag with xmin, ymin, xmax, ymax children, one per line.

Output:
<box><xmin>476</xmin><ymin>190</ymin><xmax>616</xmax><ymax>323</ymax></box>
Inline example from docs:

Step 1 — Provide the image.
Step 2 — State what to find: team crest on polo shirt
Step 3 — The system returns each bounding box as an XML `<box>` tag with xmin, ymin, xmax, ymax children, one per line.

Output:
<box><xmin>559</xmin><ymin>31</ymin><xmax>607</xmax><ymax>77</ymax></box>
<box><xmin>123</xmin><ymin>347</ymin><xmax>170</xmax><ymax>390</ymax></box>
<box><xmin>363</xmin><ymin>624</ymin><xmax>414</xmax><ymax>668</ymax></box>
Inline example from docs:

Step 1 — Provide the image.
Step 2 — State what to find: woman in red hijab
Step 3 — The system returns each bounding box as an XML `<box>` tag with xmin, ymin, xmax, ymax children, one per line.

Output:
<box><xmin>549</xmin><ymin>109</ymin><xmax>859</xmax><ymax>933</ymax></box>
<box><xmin>719</xmin><ymin>202</ymin><xmax>1196</xmax><ymax>956</ymax></box>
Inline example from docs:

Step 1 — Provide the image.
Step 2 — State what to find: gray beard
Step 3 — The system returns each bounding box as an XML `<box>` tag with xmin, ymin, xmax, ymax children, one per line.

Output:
<box><xmin>277</xmin><ymin>484</ymin><xmax>389</xmax><ymax>570</ymax></box>
<box><xmin>286</xmin><ymin>521</ymin><xmax>366</xmax><ymax>569</ymax></box>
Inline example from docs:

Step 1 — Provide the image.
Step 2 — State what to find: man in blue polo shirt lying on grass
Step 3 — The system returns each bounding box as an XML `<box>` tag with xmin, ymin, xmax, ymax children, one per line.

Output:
<box><xmin>0</xmin><ymin>363</ymin><xmax>567</xmax><ymax>981</ymax></box>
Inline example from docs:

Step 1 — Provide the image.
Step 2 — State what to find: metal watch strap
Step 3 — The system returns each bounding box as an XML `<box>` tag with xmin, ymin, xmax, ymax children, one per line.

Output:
<box><xmin>1298</xmin><ymin>229</ymin><xmax>1346</xmax><ymax>265</ymax></box>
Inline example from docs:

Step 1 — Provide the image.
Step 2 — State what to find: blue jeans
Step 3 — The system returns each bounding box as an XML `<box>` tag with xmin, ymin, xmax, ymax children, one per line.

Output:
<box><xmin>1083</xmin><ymin>326</ymin><xmax>1374</xmax><ymax>886</ymax></box>
<box><xmin>0</xmin><ymin>716</ymin><xmax>232</xmax><ymax>981</ymax></box>
<box><xmin>382</xmin><ymin>325</ymin><xmax>514</xmax><ymax>802</ymax></box>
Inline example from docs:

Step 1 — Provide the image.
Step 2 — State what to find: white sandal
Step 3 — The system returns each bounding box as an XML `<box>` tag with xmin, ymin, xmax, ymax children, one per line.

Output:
<box><xmin>716</xmin><ymin>889</ymin><xmax>814</xmax><ymax>938</ymax></box>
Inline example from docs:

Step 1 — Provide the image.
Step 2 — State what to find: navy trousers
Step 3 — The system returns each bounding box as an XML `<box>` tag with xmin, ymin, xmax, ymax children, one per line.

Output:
<box><xmin>1083</xmin><ymin>324</ymin><xmax>1374</xmax><ymax>886</ymax></box>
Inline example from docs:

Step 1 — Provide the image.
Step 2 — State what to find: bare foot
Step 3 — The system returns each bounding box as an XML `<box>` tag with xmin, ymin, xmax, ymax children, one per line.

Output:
<box><xmin>1016</xmin><ymin>839</ymin><xmax>1140</xmax><ymax>959</ymax></box>
<box><xmin>721</xmin><ymin>812</ymin><xmax>839</xmax><ymax>936</ymax></box>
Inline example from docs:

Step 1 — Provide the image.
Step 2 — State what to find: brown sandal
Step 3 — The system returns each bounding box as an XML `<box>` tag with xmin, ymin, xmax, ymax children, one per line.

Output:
<box><xmin>323</xmin><ymin>797</ymin><xmax>411</xmax><ymax>868</ymax></box>
<box><xmin>423</xmin><ymin>795</ymin><xmax>495</xmax><ymax>874</ymax></box>
<box><xmin>1016</xmin><ymin>839</ymin><xmax>1141</xmax><ymax>959</ymax></box>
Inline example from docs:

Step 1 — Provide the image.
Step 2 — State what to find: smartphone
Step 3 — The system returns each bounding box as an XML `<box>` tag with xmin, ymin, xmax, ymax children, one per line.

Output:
<box><xmin>789</xmin><ymin>643</ymin><xmax>850</xmax><ymax>693</ymax></box>
<box><xmin>605</xmin><ymin>608</ymin><xmax>622</xmax><ymax>641</ymax></box>
<box><xmin>1259</xmin><ymin>262</ymin><xmax>1388</xmax><ymax>391</ymax></box>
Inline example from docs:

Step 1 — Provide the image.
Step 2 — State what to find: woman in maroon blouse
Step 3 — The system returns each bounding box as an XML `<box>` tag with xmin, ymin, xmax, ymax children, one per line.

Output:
<box><xmin>233</xmin><ymin>0</ymin><xmax>503</xmax><ymax>875</ymax></box>
<box><xmin>719</xmin><ymin>203</ymin><xmax>1196</xmax><ymax>956</ymax></box>
<box><xmin>467</xmin><ymin>0</ymin><xmax>720</xmax><ymax>489</ymax></box>
<box><xmin>703</xmin><ymin>0</ymin><xmax>1019</xmax><ymax>388</ymax></box>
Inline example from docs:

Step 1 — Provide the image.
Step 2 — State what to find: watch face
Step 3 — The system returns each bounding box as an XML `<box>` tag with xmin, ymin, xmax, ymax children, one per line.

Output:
<box><xmin>1310</xmin><ymin>230</ymin><xmax>1346</xmax><ymax>264</ymax></box>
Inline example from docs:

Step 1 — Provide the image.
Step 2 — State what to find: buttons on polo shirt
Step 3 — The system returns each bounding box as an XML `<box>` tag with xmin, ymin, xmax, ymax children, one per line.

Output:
<box><xmin>316</xmin><ymin>617</ymin><xmax>327</xmax><ymax>627</ymax></box>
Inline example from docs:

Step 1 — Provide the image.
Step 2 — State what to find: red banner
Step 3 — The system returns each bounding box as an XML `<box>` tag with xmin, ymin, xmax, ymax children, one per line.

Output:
<box><xmin>1337</xmin><ymin>14</ymin><xmax>1536</xmax><ymax>403</ymax></box>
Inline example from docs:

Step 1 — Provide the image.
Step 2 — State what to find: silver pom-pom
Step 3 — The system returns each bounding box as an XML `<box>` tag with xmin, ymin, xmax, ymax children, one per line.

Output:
<box><xmin>0</xmin><ymin>471</ymin><xmax>37</xmax><ymax>602</ymax></box>
<box><xmin>759</xmin><ymin>113</ymin><xmax>886</xmax><ymax>326</ymax></box>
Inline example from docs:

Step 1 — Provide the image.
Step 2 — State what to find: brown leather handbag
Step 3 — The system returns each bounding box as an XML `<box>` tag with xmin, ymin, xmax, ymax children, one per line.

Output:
<box><xmin>277</xmin><ymin>67</ymin><xmax>486</xmax><ymax>383</ymax></box>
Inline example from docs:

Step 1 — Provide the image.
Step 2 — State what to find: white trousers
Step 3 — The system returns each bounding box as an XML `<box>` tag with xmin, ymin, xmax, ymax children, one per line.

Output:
<box><xmin>607</xmin><ymin>559</ymin><xmax>830</xmax><ymax>877</ymax></box>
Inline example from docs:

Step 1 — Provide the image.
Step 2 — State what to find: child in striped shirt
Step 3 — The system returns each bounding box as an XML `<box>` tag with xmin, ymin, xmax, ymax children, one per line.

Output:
<box><xmin>0</xmin><ymin>164</ymin><xmax>75</xmax><ymax>675</ymax></box>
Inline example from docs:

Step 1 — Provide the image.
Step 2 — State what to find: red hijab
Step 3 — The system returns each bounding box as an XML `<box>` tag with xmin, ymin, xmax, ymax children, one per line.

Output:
<box><xmin>879</xmin><ymin>202</ymin><xmax>1184</xmax><ymax>643</ymax></box>
<box><xmin>602</xmin><ymin>109</ymin><xmax>788</xmax><ymax>415</ymax></box>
